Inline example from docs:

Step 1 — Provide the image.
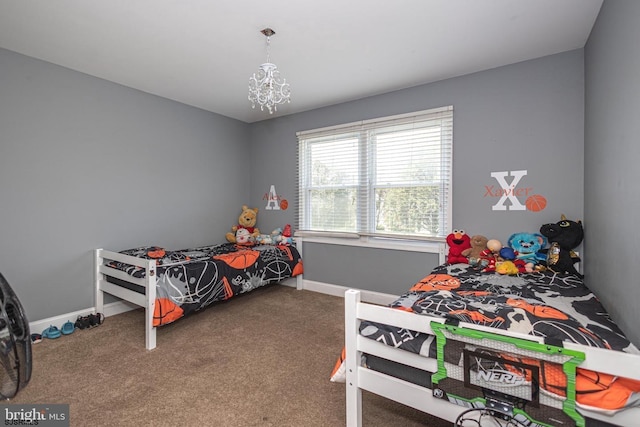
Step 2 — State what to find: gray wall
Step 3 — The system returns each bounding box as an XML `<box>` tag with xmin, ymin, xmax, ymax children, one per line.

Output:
<box><xmin>250</xmin><ymin>51</ymin><xmax>585</xmax><ymax>293</ymax></box>
<box><xmin>0</xmin><ymin>48</ymin><xmax>249</xmax><ymax>322</ymax></box>
<box><xmin>5</xmin><ymin>21</ymin><xmax>624</xmax><ymax>343</ymax></box>
<box><xmin>302</xmin><ymin>244</ymin><xmax>442</xmax><ymax>295</ymax></box>
<box><xmin>585</xmin><ymin>0</ymin><xmax>640</xmax><ymax>346</ymax></box>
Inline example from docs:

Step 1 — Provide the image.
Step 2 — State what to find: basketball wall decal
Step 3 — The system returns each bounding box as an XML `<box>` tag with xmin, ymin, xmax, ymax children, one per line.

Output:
<box><xmin>525</xmin><ymin>194</ymin><xmax>547</xmax><ymax>212</ymax></box>
<box><xmin>280</xmin><ymin>199</ymin><xmax>288</xmax><ymax>210</ymax></box>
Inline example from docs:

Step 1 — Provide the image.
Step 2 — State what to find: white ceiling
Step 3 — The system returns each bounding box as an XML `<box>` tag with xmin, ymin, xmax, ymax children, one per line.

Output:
<box><xmin>0</xmin><ymin>0</ymin><xmax>603</xmax><ymax>123</ymax></box>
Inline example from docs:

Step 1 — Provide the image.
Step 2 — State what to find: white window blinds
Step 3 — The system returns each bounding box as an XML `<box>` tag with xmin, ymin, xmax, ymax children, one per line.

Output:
<box><xmin>297</xmin><ymin>106</ymin><xmax>453</xmax><ymax>240</ymax></box>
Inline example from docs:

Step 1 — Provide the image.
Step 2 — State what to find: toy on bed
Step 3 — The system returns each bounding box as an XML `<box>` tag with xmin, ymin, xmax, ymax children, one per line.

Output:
<box><xmin>226</xmin><ymin>205</ymin><xmax>260</xmax><ymax>244</ymax></box>
<box><xmin>255</xmin><ymin>233</ymin><xmax>273</xmax><ymax>245</ymax></box>
<box><xmin>446</xmin><ymin>229</ymin><xmax>471</xmax><ymax>264</ymax></box>
<box><xmin>497</xmin><ymin>247</ymin><xmax>533</xmax><ymax>274</ymax></box>
<box><xmin>275</xmin><ymin>224</ymin><xmax>294</xmax><ymax>245</ymax></box>
<box><xmin>235</xmin><ymin>228</ymin><xmax>255</xmax><ymax>246</ymax></box>
<box><xmin>494</xmin><ymin>259</ymin><xmax>520</xmax><ymax>275</ymax></box>
<box><xmin>461</xmin><ymin>235</ymin><xmax>488</xmax><ymax>267</ymax></box>
<box><xmin>540</xmin><ymin>214</ymin><xmax>584</xmax><ymax>278</ymax></box>
<box><xmin>255</xmin><ymin>229</ymin><xmax>280</xmax><ymax>245</ymax></box>
<box><xmin>255</xmin><ymin>224</ymin><xmax>294</xmax><ymax>246</ymax></box>
<box><xmin>507</xmin><ymin>231</ymin><xmax>547</xmax><ymax>266</ymax></box>
<box><xmin>479</xmin><ymin>239</ymin><xmax>502</xmax><ymax>272</ymax></box>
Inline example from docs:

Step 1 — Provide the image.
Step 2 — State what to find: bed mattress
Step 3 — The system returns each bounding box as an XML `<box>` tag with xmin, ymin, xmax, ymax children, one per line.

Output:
<box><xmin>105</xmin><ymin>243</ymin><xmax>303</xmax><ymax>326</ymax></box>
<box><xmin>361</xmin><ymin>263</ymin><xmax>638</xmax><ymax>358</ymax></box>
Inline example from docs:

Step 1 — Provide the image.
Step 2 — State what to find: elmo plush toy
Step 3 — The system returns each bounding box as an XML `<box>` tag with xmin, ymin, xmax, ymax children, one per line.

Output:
<box><xmin>446</xmin><ymin>229</ymin><xmax>472</xmax><ymax>264</ymax></box>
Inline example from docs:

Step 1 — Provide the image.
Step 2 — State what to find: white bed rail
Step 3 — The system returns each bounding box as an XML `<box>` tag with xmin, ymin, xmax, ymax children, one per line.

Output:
<box><xmin>344</xmin><ymin>289</ymin><xmax>640</xmax><ymax>427</ymax></box>
<box><xmin>94</xmin><ymin>248</ymin><xmax>158</xmax><ymax>350</ymax></box>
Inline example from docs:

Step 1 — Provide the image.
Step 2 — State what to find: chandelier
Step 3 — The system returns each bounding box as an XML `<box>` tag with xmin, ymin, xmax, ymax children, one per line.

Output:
<box><xmin>248</xmin><ymin>28</ymin><xmax>291</xmax><ymax>114</ymax></box>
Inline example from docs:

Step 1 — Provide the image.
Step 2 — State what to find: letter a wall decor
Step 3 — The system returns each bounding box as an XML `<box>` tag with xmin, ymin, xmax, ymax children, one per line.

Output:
<box><xmin>263</xmin><ymin>185</ymin><xmax>289</xmax><ymax>211</ymax></box>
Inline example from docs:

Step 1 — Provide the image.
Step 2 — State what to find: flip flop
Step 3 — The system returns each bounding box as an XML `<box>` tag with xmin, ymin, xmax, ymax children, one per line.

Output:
<box><xmin>61</xmin><ymin>321</ymin><xmax>75</xmax><ymax>335</ymax></box>
<box><xmin>42</xmin><ymin>325</ymin><xmax>61</xmax><ymax>339</ymax></box>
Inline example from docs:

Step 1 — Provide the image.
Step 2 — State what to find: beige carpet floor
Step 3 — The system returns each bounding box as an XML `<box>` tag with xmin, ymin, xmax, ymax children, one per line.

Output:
<box><xmin>6</xmin><ymin>285</ymin><xmax>452</xmax><ymax>426</ymax></box>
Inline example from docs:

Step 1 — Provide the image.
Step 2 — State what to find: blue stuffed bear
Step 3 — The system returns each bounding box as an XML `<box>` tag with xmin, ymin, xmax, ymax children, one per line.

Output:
<box><xmin>507</xmin><ymin>232</ymin><xmax>547</xmax><ymax>265</ymax></box>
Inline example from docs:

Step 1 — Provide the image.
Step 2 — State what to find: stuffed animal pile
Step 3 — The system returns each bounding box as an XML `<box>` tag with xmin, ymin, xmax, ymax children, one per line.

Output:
<box><xmin>256</xmin><ymin>224</ymin><xmax>294</xmax><ymax>246</ymax></box>
<box><xmin>226</xmin><ymin>206</ymin><xmax>296</xmax><ymax>247</ymax></box>
<box><xmin>446</xmin><ymin>215</ymin><xmax>583</xmax><ymax>277</ymax></box>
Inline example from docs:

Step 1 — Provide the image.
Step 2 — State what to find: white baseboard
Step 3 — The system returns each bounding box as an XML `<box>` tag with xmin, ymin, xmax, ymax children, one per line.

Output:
<box><xmin>29</xmin><ymin>278</ymin><xmax>391</xmax><ymax>335</ymax></box>
<box><xmin>301</xmin><ymin>279</ymin><xmax>398</xmax><ymax>305</ymax></box>
<box><xmin>29</xmin><ymin>300</ymin><xmax>137</xmax><ymax>335</ymax></box>
<box><xmin>278</xmin><ymin>277</ymin><xmax>298</xmax><ymax>288</ymax></box>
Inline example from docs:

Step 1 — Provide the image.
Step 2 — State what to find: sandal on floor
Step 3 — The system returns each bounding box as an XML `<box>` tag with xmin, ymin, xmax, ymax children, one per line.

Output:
<box><xmin>74</xmin><ymin>315</ymin><xmax>91</xmax><ymax>330</ymax></box>
<box><xmin>42</xmin><ymin>325</ymin><xmax>61</xmax><ymax>339</ymax></box>
<box><xmin>61</xmin><ymin>321</ymin><xmax>75</xmax><ymax>335</ymax></box>
<box><xmin>74</xmin><ymin>313</ymin><xmax>104</xmax><ymax>330</ymax></box>
<box><xmin>30</xmin><ymin>333</ymin><xmax>42</xmax><ymax>344</ymax></box>
<box><xmin>88</xmin><ymin>313</ymin><xmax>104</xmax><ymax>328</ymax></box>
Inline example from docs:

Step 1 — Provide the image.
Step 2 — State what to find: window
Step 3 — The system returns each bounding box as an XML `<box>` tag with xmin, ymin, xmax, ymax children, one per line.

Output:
<box><xmin>297</xmin><ymin>106</ymin><xmax>453</xmax><ymax>241</ymax></box>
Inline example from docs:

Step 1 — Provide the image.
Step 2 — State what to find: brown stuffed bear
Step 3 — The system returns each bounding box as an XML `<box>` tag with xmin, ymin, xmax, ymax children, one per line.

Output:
<box><xmin>226</xmin><ymin>205</ymin><xmax>260</xmax><ymax>243</ymax></box>
<box><xmin>462</xmin><ymin>235</ymin><xmax>489</xmax><ymax>267</ymax></box>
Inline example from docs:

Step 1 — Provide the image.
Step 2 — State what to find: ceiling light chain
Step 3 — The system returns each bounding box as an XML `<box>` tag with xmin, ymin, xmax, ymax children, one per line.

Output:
<box><xmin>248</xmin><ymin>28</ymin><xmax>291</xmax><ymax>114</ymax></box>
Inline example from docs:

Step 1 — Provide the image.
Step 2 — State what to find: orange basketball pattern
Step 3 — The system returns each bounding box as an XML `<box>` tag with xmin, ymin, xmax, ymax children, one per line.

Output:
<box><xmin>506</xmin><ymin>298</ymin><xmax>568</xmax><ymax>320</ymax></box>
<box><xmin>222</xmin><ymin>276</ymin><xmax>233</xmax><ymax>300</ymax></box>
<box><xmin>525</xmin><ymin>194</ymin><xmax>547</xmax><ymax>212</ymax></box>
<box><xmin>292</xmin><ymin>261</ymin><xmax>304</xmax><ymax>276</ymax></box>
<box><xmin>410</xmin><ymin>274</ymin><xmax>460</xmax><ymax>292</ymax></box>
<box><xmin>147</xmin><ymin>248</ymin><xmax>166</xmax><ymax>258</ymax></box>
<box><xmin>153</xmin><ymin>298</ymin><xmax>184</xmax><ymax>326</ymax></box>
<box><xmin>213</xmin><ymin>250</ymin><xmax>260</xmax><ymax>269</ymax></box>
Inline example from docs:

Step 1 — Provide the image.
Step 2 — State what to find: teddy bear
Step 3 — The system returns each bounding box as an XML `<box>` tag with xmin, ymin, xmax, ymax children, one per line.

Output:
<box><xmin>446</xmin><ymin>229</ymin><xmax>471</xmax><ymax>264</ymax></box>
<box><xmin>461</xmin><ymin>235</ymin><xmax>489</xmax><ymax>267</ymax></box>
<box><xmin>226</xmin><ymin>205</ymin><xmax>260</xmax><ymax>243</ymax></box>
<box><xmin>539</xmin><ymin>214</ymin><xmax>584</xmax><ymax>278</ymax></box>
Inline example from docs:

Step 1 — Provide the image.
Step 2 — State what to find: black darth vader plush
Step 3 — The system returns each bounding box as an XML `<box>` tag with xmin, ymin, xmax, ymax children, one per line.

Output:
<box><xmin>539</xmin><ymin>215</ymin><xmax>584</xmax><ymax>278</ymax></box>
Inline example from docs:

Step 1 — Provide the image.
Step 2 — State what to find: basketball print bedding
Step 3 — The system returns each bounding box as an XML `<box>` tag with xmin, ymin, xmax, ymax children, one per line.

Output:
<box><xmin>366</xmin><ymin>264</ymin><xmax>636</xmax><ymax>356</ymax></box>
<box><xmin>336</xmin><ymin>263</ymin><xmax>640</xmax><ymax>426</ymax></box>
<box><xmin>95</xmin><ymin>242</ymin><xmax>303</xmax><ymax>349</ymax></box>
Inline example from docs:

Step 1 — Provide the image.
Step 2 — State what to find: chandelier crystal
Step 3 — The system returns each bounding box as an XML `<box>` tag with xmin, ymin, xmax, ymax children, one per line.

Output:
<box><xmin>248</xmin><ymin>28</ymin><xmax>291</xmax><ymax>114</ymax></box>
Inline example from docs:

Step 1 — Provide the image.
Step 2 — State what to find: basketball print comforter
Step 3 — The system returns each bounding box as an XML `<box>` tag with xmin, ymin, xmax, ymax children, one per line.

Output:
<box><xmin>357</xmin><ymin>263</ymin><xmax>640</xmax><ymax>411</ymax></box>
<box><xmin>363</xmin><ymin>263</ymin><xmax>638</xmax><ymax>357</ymax></box>
<box><xmin>107</xmin><ymin>243</ymin><xmax>303</xmax><ymax>326</ymax></box>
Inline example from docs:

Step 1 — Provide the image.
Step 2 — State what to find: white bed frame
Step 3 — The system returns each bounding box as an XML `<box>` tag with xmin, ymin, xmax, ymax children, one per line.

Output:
<box><xmin>344</xmin><ymin>289</ymin><xmax>640</xmax><ymax>427</ymax></box>
<box><xmin>94</xmin><ymin>244</ymin><xmax>304</xmax><ymax>351</ymax></box>
<box><xmin>94</xmin><ymin>249</ymin><xmax>159</xmax><ymax>350</ymax></box>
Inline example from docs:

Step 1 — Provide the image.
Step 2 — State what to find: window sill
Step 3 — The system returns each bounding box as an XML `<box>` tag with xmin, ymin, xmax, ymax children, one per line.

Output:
<box><xmin>295</xmin><ymin>233</ymin><xmax>446</xmax><ymax>263</ymax></box>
